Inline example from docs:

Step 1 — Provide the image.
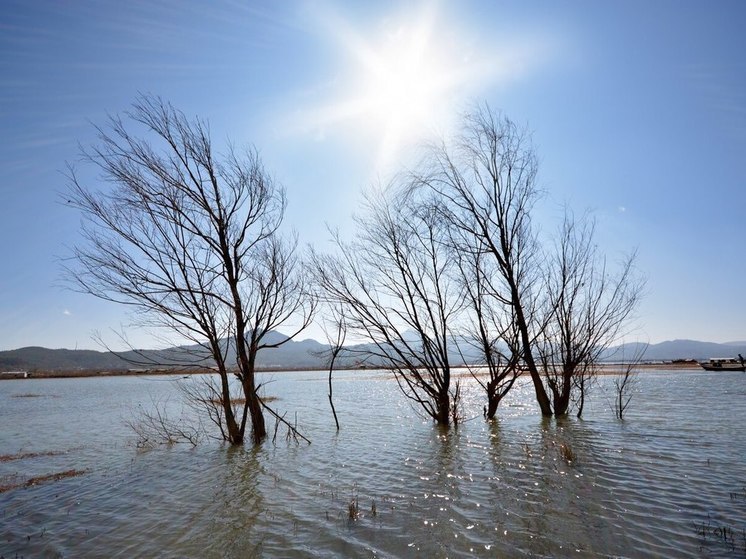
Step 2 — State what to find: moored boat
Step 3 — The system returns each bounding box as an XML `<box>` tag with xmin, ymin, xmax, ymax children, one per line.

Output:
<box><xmin>698</xmin><ymin>355</ymin><xmax>745</xmax><ymax>371</ymax></box>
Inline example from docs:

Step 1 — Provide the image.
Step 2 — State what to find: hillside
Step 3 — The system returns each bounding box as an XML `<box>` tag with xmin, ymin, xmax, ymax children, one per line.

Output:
<box><xmin>1</xmin><ymin>336</ymin><xmax>744</xmax><ymax>372</ymax></box>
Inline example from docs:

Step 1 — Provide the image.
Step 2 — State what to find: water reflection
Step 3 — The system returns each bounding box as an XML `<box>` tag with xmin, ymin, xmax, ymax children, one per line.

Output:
<box><xmin>200</xmin><ymin>446</ymin><xmax>265</xmax><ymax>558</ymax></box>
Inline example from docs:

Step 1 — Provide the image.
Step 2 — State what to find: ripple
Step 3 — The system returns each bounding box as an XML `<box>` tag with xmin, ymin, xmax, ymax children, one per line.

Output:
<box><xmin>1</xmin><ymin>371</ymin><xmax>745</xmax><ymax>557</ymax></box>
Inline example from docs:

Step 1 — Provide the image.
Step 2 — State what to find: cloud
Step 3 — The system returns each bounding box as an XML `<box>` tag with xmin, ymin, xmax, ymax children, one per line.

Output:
<box><xmin>63</xmin><ymin>309</ymin><xmax>72</xmax><ymax>316</ymax></box>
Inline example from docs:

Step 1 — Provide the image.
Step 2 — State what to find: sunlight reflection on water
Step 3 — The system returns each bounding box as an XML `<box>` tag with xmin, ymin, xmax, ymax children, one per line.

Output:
<box><xmin>1</xmin><ymin>370</ymin><xmax>745</xmax><ymax>557</ymax></box>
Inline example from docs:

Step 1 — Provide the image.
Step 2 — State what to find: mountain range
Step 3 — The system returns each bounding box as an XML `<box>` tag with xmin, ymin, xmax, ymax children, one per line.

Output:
<box><xmin>1</xmin><ymin>335</ymin><xmax>745</xmax><ymax>372</ymax></box>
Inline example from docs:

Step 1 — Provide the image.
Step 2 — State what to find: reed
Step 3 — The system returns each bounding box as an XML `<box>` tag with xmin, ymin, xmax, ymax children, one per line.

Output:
<box><xmin>0</xmin><ymin>450</ymin><xmax>65</xmax><ymax>463</ymax></box>
<box><xmin>348</xmin><ymin>497</ymin><xmax>359</xmax><ymax>520</ymax></box>
<box><xmin>559</xmin><ymin>442</ymin><xmax>576</xmax><ymax>464</ymax></box>
<box><xmin>0</xmin><ymin>469</ymin><xmax>87</xmax><ymax>494</ymax></box>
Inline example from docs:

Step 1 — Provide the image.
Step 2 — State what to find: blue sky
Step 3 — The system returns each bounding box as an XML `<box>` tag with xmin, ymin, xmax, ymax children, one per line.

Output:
<box><xmin>1</xmin><ymin>0</ymin><xmax>744</xmax><ymax>351</ymax></box>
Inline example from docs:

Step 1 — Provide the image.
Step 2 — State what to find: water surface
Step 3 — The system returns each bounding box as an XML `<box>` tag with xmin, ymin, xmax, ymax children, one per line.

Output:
<box><xmin>1</xmin><ymin>369</ymin><xmax>745</xmax><ymax>557</ymax></box>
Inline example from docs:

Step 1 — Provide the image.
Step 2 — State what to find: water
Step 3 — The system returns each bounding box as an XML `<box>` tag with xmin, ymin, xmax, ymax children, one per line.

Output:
<box><xmin>1</xmin><ymin>370</ymin><xmax>745</xmax><ymax>558</ymax></box>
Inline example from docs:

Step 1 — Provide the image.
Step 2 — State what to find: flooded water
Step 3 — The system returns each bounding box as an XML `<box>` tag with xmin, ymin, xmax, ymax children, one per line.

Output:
<box><xmin>1</xmin><ymin>369</ymin><xmax>745</xmax><ymax>558</ymax></box>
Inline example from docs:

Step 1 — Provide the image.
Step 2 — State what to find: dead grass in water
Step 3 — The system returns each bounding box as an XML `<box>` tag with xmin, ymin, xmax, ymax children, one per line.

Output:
<box><xmin>209</xmin><ymin>395</ymin><xmax>279</xmax><ymax>405</ymax></box>
<box><xmin>0</xmin><ymin>469</ymin><xmax>87</xmax><ymax>494</ymax></box>
<box><xmin>0</xmin><ymin>450</ymin><xmax>65</xmax><ymax>463</ymax></box>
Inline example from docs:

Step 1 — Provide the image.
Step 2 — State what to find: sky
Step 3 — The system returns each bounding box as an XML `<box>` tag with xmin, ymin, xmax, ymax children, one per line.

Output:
<box><xmin>1</xmin><ymin>0</ymin><xmax>744</xmax><ymax>351</ymax></box>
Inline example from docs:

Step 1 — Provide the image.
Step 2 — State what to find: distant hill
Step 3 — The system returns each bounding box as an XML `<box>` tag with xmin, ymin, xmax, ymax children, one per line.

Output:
<box><xmin>1</xmin><ymin>335</ymin><xmax>744</xmax><ymax>372</ymax></box>
<box><xmin>0</xmin><ymin>334</ymin><xmax>330</xmax><ymax>372</ymax></box>
<box><xmin>609</xmin><ymin>339</ymin><xmax>746</xmax><ymax>362</ymax></box>
<box><xmin>0</xmin><ymin>347</ymin><xmax>132</xmax><ymax>371</ymax></box>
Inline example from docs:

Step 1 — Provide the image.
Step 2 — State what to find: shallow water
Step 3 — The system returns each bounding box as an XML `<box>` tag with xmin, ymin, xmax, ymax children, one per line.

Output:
<box><xmin>1</xmin><ymin>369</ymin><xmax>745</xmax><ymax>557</ymax></box>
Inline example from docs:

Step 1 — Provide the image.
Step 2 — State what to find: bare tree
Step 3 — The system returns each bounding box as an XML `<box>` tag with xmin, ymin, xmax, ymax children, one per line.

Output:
<box><xmin>310</xmin><ymin>187</ymin><xmax>462</xmax><ymax>426</ymax></box>
<box><xmin>414</xmin><ymin>105</ymin><xmax>553</xmax><ymax>415</ymax></box>
<box><xmin>610</xmin><ymin>346</ymin><xmax>645</xmax><ymax>419</ymax></box>
<box><xmin>415</xmin><ymin>105</ymin><xmax>642</xmax><ymax>417</ymax></box>
<box><xmin>126</xmin><ymin>395</ymin><xmax>204</xmax><ymax>448</ymax></box>
<box><xmin>538</xmin><ymin>214</ymin><xmax>642</xmax><ymax>416</ymax></box>
<box><xmin>65</xmin><ymin>96</ymin><xmax>314</xmax><ymax>445</ymax></box>
<box><xmin>320</xmin><ymin>304</ymin><xmax>347</xmax><ymax>430</ymax></box>
<box><xmin>453</xmin><ymin>233</ymin><xmax>522</xmax><ymax>419</ymax></box>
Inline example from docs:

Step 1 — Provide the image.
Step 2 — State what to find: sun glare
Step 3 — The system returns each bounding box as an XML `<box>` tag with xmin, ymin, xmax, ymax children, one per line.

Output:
<box><xmin>294</xmin><ymin>4</ymin><xmax>477</xmax><ymax>170</ymax></box>
<box><xmin>361</xmin><ymin>27</ymin><xmax>445</xmax><ymax>128</ymax></box>
<box><xmin>350</xmin><ymin>17</ymin><xmax>457</xmax><ymax>167</ymax></box>
<box><xmin>294</xmin><ymin>4</ymin><xmax>547</xmax><ymax>172</ymax></box>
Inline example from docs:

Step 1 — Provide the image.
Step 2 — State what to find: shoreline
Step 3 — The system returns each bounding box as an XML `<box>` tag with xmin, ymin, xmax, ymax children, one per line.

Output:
<box><xmin>0</xmin><ymin>361</ymin><xmax>704</xmax><ymax>380</ymax></box>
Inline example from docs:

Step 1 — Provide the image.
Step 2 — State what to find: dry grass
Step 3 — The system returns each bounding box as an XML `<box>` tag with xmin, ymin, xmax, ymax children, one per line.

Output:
<box><xmin>559</xmin><ymin>442</ymin><xmax>576</xmax><ymax>464</ymax></box>
<box><xmin>348</xmin><ymin>497</ymin><xmax>360</xmax><ymax>520</ymax></box>
<box><xmin>208</xmin><ymin>395</ymin><xmax>279</xmax><ymax>406</ymax></box>
<box><xmin>25</xmin><ymin>469</ymin><xmax>87</xmax><ymax>487</ymax></box>
<box><xmin>0</xmin><ymin>469</ymin><xmax>87</xmax><ymax>494</ymax></box>
<box><xmin>0</xmin><ymin>450</ymin><xmax>65</xmax><ymax>463</ymax></box>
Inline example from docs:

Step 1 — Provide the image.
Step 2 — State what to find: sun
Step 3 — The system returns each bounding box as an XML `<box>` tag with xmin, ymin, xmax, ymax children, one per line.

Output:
<box><xmin>287</xmin><ymin>5</ymin><xmax>553</xmax><ymax>173</ymax></box>
<box><xmin>300</xmin><ymin>4</ymin><xmax>479</xmax><ymax>170</ymax></box>
<box><xmin>345</xmin><ymin>13</ymin><xmax>460</xmax><ymax>168</ymax></box>
<box><xmin>357</xmin><ymin>24</ymin><xmax>448</xmax><ymax>133</ymax></box>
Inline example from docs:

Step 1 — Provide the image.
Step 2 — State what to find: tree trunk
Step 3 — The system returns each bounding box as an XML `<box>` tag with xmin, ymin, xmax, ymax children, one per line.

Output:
<box><xmin>576</xmin><ymin>376</ymin><xmax>586</xmax><ymax>418</ymax></box>
<box><xmin>223</xmin><ymin>393</ymin><xmax>243</xmax><ymax>444</ymax></box>
<box><xmin>486</xmin><ymin>395</ymin><xmax>499</xmax><ymax>420</ymax></box>
<box><xmin>435</xmin><ymin>391</ymin><xmax>451</xmax><ymax>426</ymax></box>
<box><xmin>246</xmin><ymin>388</ymin><xmax>266</xmax><ymax>445</ymax></box>
<box><xmin>328</xmin><ymin>369</ymin><xmax>340</xmax><ymax>431</ymax></box>
<box><xmin>552</xmin><ymin>370</ymin><xmax>573</xmax><ymax>416</ymax></box>
<box><xmin>485</xmin><ymin>378</ymin><xmax>499</xmax><ymax>419</ymax></box>
<box><xmin>509</xmin><ymin>279</ymin><xmax>553</xmax><ymax>416</ymax></box>
<box><xmin>239</xmin><ymin>349</ymin><xmax>267</xmax><ymax>444</ymax></box>
<box><xmin>217</xmin><ymin>368</ymin><xmax>243</xmax><ymax>444</ymax></box>
<box><xmin>524</xmin><ymin>353</ymin><xmax>552</xmax><ymax>415</ymax></box>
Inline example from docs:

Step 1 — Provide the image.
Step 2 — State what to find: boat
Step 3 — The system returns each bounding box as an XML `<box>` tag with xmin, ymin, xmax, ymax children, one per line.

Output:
<box><xmin>698</xmin><ymin>356</ymin><xmax>745</xmax><ymax>371</ymax></box>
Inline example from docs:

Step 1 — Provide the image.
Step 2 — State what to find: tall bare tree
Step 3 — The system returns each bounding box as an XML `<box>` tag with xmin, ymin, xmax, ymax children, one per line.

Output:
<box><xmin>65</xmin><ymin>96</ymin><xmax>314</xmax><ymax>445</ymax></box>
<box><xmin>415</xmin><ymin>105</ymin><xmax>553</xmax><ymax>415</ymax></box>
<box><xmin>310</xmin><ymin>187</ymin><xmax>462</xmax><ymax>426</ymax></box>
<box><xmin>415</xmin><ymin>105</ymin><xmax>642</xmax><ymax>417</ymax></box>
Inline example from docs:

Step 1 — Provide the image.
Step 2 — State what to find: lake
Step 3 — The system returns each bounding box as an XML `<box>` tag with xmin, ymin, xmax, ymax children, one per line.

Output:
<box><xmin>1</xmin><ymin>369</ymin><xmax>745</xmax><ymax>558</ymax></box>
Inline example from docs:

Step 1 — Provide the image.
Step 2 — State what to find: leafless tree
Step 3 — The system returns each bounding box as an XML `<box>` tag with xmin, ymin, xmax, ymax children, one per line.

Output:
<box><xmin>319</xmin><ymin>304</ymin><xmax>347</xmax><ymax>430</ymax></box>
<box><xmin>65</xmin><ymin>96</ymin><xmax>314</xmax><ymax>445</ymax></box>
<box><xmin>610</xmin><ymin>346</ymin><xmax>645</xmax><ymax>419</ymax></box>
<box><xmin>126</xmin><ymin>395</ymin><xmax>204</xmax><ymax>448</ymax></box>
<box><xmin>414</xmin><ymin>105</ymin><xmax>642</xmax><ymax>417</ymax></box>
<box><xmin>538</xmin><ymin>214</ymin><xmax>642</xmax><ymax>416</ymax></box>
<box><xmin>414</xmin><ymin>105</ymin><xmax>553</xmax><ymax>415</ymax></box>
<box><xmin>310</xmin><ymin>187</ymin><xmax>462</xmax><ymax>426</ymax></box>
<box><xmin>452</xmin><ymin>233</ymin><xmax>522</xmax><ymax>419</ymax></box>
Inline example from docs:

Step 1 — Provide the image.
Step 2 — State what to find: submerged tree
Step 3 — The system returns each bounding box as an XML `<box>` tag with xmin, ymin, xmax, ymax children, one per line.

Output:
<box><xmin>415</xmin><ymin>106</ymin><xmax>553</xmax><ymax>415</ymax></box>
<box><xmin>318</xmin><ymin>304</ymin><xmax>347</xmax><ymax>431</ymax></box>
<box><xmin>610</xmin><ymin>346</ymin><xmax>645</xmax><ymax>420</ymax></box>
<box><xmin>66</xmin><ymin>96</ymin><xmax>314</xmax><ymax>445</ymax></box>
<box><xmin>415</xmin><ymin>105</ymin><xmax>642</xmax><ymax>417</ymax></box>
<box><xmin>537</xmin><ymin>214</ymin><xmax>642</xmax><ymax>416</ymax></box>
<box><xmin>453</xmin><ymin>232</ymin><xmax>522</xmax><ymax>419</ymax></box>
<box><xmin>310</xmin><ymin>188</ymin><xmax>462</xmax><ymax>426</ymax></box>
